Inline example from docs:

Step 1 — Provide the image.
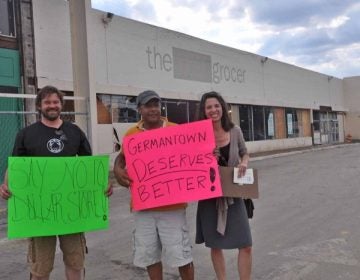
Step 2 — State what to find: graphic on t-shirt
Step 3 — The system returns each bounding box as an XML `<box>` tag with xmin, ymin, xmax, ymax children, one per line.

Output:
<box><xmin>47</xmin><ymin>138</ymin><xmax>64</xmax><ymax>153</ymax></box>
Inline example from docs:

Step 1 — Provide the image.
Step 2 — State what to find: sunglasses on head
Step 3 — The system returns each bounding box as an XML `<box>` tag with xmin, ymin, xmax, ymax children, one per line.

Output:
<box><xmin>55</xmin><ymin>129</ymin><xmax>68</xmax><ymax>142</ymax></box>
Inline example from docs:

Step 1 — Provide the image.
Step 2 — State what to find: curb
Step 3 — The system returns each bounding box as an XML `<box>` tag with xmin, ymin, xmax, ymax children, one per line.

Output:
<box><xmin>251</xmin><ymin>142</ymin><xmax>360</xmax><ymax>161</ymax></box>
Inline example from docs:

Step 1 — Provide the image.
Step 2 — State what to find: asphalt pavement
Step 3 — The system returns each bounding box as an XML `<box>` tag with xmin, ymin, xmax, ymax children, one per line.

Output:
<box><xmin>1</xmin><ymin>142</ymin><xmax>360</xmax><ymax>279</ymax></box>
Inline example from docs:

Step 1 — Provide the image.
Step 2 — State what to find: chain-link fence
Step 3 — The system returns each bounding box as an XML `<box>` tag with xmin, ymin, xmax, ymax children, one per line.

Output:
<box><xmin>0</xmin><ymin>95</ymin><xmax>24</xmax><ymax>181</ymax></box>
<box><xmin>0</xmin><ymin>93</ymin><xmax>88</xmax><ymax>180</ymax></box>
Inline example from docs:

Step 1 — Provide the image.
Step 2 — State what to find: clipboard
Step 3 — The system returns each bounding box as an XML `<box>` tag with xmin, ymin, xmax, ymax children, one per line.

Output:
<box><xmin>219</xmin><ymin>166</ymin><xmax>259</xmax><ymax>198</ymax></box>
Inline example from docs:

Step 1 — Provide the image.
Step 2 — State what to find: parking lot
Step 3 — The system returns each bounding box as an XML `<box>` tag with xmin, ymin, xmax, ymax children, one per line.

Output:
<box><xmin>1</xmin><ymin>144</ymin><xmax>360</xmax><ymax>279</ymax></box>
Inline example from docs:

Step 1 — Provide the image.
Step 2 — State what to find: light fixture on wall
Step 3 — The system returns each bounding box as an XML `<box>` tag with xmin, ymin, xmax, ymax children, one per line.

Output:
<box><xmin>102</xmin><ymin>12</ymin><xmax>114</xmax><ymax>25</ymax></box>
<box><xmin>261</xmin><ymin>56</ymin><xmax>268</xmax><ymax>64</ymax></box>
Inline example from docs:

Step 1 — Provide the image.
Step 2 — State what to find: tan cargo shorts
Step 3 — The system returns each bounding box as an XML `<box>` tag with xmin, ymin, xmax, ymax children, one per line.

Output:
<box><xmin>27</xmin><ymin>233</ymin><xmax>87</xmax><ymax>277</ymax></box>
<box><xmin>133</xmin><ymin>209</ymin><xmax>193</xmax><ymax>268</ymax></box>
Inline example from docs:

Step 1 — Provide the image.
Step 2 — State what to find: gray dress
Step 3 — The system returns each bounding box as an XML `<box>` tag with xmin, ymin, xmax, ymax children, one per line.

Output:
<box><xmin>195</xmin><ymin>126</ymin><xmax>252</xmax><ymax>249</ymax></box>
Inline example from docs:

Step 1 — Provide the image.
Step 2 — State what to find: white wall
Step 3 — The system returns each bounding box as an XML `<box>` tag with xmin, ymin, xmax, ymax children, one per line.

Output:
<box><xmin>33</xmin><ymin>0</ymin><xmax>73</xmax><ymax>90</ymax></box>
<box><xmin>343</xmin><ymin>77</ymin><xmax>360</xmax><ymax>139</ymax></box>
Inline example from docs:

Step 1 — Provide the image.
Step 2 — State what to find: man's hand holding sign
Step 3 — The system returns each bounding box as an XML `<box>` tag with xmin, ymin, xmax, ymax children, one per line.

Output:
<box><xmin>123</xmin><ymin>119</ymin><xmax>222</xmax><ymax>210</ymax></box>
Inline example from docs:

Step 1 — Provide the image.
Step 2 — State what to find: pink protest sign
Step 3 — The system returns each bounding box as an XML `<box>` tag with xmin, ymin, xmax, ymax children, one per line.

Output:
<box><xmin>123</xmin><ymin>119</ymin><xmax>222</xmax><ymax>210</ymax></box>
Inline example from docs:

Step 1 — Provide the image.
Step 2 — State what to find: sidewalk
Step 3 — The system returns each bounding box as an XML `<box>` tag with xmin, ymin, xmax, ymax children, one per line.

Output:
<box><xmin>250</xmin><ymin>142</ymin><xmax>359</xmax><ymax>161</ymax></box>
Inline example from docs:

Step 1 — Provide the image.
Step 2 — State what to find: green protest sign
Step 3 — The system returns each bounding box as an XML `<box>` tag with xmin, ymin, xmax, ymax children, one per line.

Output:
<box><xmin>7</xmin><ymin>156</ymin><xmax>109</xmax><ymax>239</ymax></box>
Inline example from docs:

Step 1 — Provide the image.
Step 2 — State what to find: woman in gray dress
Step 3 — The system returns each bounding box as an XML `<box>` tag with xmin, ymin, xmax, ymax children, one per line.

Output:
<box><xmin>196</xmin><ymin>91</ymin><xmax>252</xmax><ymax>280</ymax></box>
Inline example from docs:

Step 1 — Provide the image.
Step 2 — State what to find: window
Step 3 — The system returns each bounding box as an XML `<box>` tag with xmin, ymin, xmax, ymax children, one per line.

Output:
<box><xmin>161</xmin><ymin>98</ymin><xmax>199</xmax><ymax>124</ymax></box>
<box><xmin>96</xmin><ymin>94</ymin><xmax>112</xmax><ymax>124</ymax></box>
<box><xmin>285</xmin><ymin>108</ymin><xmax>299</xmax><ymax>137</ymax></box>
<box><xmin>265</xmin><ymin>107</ymin><xmax>275</xmax><ymax>139</ymax></box>
<box><xmin>239</xmin><ymin>105</ymin><xmax>275</xmax><ymax>141</ymax></box>
<box><xmin>253</xmin><ymin>106</ymin><xmax>265</xmax><ymax>141</ymax></box>
<box><xmin>61</xmin><ymin>91</ymin><xmax>75</xmax><ymax>122</ymax></box>
<box><xmin>96</xmin><ymin>94</ymin><xmax>140</xmax><ymax>124</ymax></box>
<box><xmin>313</xmin><ymin>110</ymin><xmax>320</xmax><ymax>131</ymax></box>
<box><xmin>188</xmin><ymin>100</ymin><xmax>199</xmax><ymax>122</ymax></box>
<box><xmin>0</xmin><ymin>0</ymin><xmax>16</xmax><ymax>37</ymax></box>
<box><xmin>239</xmin><ymin>105</ymin><xmax>252</xmax><ymax>141</ymax></box>
<box><xmin>112</xmin><ymin>95</ymin><xmax>138</xmax><ymax>123</ymax></box>
<box><xmin>162</xmin><ymin>99</ymin><xmax>188</xmax><ymax>124</ymax></box>
<box><xmin>96</xmin><ymin>94</ymin><xmax>199</xmax><ymax>124</ymax></box>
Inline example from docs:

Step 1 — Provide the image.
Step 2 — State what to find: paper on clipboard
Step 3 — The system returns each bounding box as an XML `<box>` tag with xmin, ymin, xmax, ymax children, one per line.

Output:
<box><xmin>220</xmin><ymin>167</ymin><xmax>259</xmax><ymax>198</ymax></box>
<box><xmin>233</xmin><ymin>168</ymin><xmax>254</xmax><ymax>185</ymax></box>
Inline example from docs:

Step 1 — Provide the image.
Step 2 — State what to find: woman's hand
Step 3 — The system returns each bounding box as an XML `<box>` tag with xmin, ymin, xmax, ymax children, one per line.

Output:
<box><xmin>237</xmin><ymin>162</ymin><xmax>248</xmax><ymax>178</ymax></box>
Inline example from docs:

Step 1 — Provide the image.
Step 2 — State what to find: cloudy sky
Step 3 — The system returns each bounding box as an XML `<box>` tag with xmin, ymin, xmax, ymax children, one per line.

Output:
<box><xmin>91</xmin><ymin>0</ymin><xmax>360</xmax><ymax>79</ymax></box>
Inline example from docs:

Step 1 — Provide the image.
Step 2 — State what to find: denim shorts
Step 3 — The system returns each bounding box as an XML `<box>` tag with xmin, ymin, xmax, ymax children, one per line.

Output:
<box><xmin>133</xmin><ymin>209</ymin><xmax>193</xmax><ymax>268</ymax></box>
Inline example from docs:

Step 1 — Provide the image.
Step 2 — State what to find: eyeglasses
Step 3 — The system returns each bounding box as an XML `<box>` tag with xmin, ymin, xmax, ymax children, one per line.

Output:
<box><xmin>55</xmin><ymin>129</ymin><xmax>68</xmax><ymax>142</ymax></box>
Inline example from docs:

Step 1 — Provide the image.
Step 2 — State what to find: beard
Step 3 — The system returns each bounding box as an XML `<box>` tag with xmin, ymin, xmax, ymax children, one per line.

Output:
<box><xmin>41</xmin><ymin>108</ymin><xmax>61</xmax><ymax>121</ymax></box>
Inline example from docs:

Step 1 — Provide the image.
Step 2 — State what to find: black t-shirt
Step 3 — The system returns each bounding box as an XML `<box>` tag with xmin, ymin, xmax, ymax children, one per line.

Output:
<box><xmin>218</xmin><ymin>143</ymin><xmax>230</xmax><ymax>166</ymax></box>
<box><xmin>12</xmin><ymin>121</ymin><xmax>92</xmax><ymax>157</ymax></box>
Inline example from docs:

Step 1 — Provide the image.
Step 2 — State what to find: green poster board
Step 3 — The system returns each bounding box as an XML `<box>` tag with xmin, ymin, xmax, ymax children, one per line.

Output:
<box><xmin>7</xmin><ymin>156</ymin><xmax>109</xmax><ymax>239</ymax></box>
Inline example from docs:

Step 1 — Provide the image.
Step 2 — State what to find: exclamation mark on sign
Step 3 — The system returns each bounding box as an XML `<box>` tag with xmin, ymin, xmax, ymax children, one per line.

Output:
<box><xmin>210</xmin><ymin>167</ymin><xmax>216</xmax><ymax>192</ymax></box>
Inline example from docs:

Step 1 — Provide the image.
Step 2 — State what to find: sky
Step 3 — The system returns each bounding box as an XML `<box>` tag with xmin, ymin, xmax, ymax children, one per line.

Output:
<box><xmin>91</xmin><ymin>0</ymin><xmax>360</xmax><ymax>79</ymax></box>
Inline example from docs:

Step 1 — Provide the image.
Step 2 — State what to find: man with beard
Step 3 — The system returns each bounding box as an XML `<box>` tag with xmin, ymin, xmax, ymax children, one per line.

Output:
<box><xmin>0</xmin><ymin>85</ymin><xmax>113</xmax><ymax>280</ymax></box>
<box><xmin>113</xmin><ymin>90</ymin><xmax>194</xmax><ymax>280</ymax></box>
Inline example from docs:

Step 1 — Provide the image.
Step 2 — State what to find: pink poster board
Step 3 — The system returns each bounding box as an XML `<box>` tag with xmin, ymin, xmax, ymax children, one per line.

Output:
<box><xmin>123</xmin><ymin>119</ymin><xmax>222</xmax><ymax>210</ymax></box>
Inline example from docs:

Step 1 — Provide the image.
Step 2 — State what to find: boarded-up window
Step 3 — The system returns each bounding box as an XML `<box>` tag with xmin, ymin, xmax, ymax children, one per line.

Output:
<box><xmin>274</xmin><ymin>108</ymin><xmax>286</xmax><ymax>139</ymax></box>
<box><xmin>301</xmin><ymin>110</ymin><xmax>311</xmax><ymax>137</ymax></box>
